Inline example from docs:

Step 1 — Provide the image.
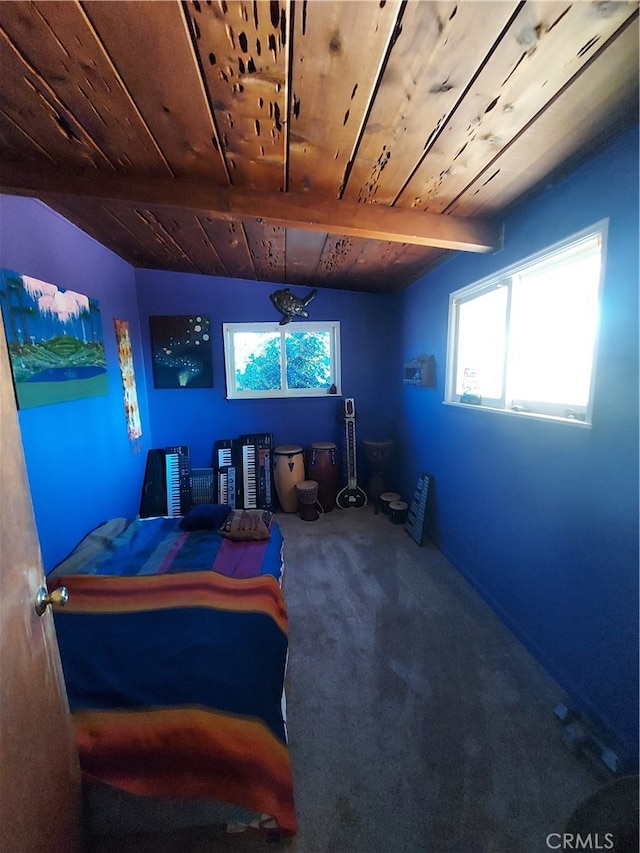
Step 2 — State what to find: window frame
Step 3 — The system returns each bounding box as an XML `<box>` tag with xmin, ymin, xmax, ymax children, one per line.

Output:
<box><xmin>222</xmin><ymin>320</ymin><xmax>342</xmax><ymax>400</ymax></box>
<box><xmin>445</xmin><ymin>221</ymin><xmax>607</xmax><ymax>427</ymax></box>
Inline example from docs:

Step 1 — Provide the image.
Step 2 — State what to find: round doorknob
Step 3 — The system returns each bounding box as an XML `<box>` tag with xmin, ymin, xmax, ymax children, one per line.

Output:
<box><xmin>35</xmin><ymin>585</ymin><xmax>69</xmax><ymax>617</ymax></box>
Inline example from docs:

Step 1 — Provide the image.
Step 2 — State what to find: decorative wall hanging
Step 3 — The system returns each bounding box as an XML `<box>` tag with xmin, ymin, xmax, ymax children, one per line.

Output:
<box><xmin>269</xmin><ymin>287</ymin><xmax>317</xmax><ymax>325</ymax></box>
<box><xmin>403</xmin><ymin>354</ymin><xmax>436</xmax><ymax>387</ymax></box>
<box><xmin>150</xmin><ymin>315</ymin><xmax>213</xmax><ymax>388</ymax></box>
<box><xmin>0</xmin><ymin>268</ymin><xmax>108</xmax><ymax>409</ymax></box>
<box><xmin>114</xmin><ymin>318</ymin><xmax>142</xmax><ymax>452</ymax></box>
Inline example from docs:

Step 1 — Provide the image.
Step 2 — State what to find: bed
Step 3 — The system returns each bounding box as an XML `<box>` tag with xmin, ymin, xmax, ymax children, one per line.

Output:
<box><xmin>48</xmin><ymin>507</ymin><xmax>296</xmax><ymax>839</ymax></box>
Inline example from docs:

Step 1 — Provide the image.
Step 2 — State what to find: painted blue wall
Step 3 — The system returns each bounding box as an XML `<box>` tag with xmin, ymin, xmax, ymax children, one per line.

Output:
<box><xmin>135</xmin><ymin>269</ymin><xmax>402</xmax><ymax>482</ymax></box>
<box><xmin>0</xmin><ymin>195</ymin><xmax>152</xmax><ymax>571</ymax></box>
<box><xmin>397</xmin><ymin>126</ymin><xmax>639</xmax><ymax>765</ymax></box>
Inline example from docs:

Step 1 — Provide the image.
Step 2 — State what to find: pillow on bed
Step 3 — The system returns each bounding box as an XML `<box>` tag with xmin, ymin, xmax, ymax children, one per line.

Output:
<box><xmin>179</xmin><ymin>503</ymin><xmax>232</xmax><ymax>531</ymax></box>
<box><xmin>218</xmin><ymin>509</ymin><xmax>274</xmax><ymax>541</ymax></box>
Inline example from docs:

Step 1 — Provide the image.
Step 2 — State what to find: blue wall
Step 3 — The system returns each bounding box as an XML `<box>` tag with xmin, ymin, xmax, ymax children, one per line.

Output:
<box><xmin>397</xmin><ymin>127</ymin><xmax>639</xmax><ymax>765</ymax></box>
<box><xmin>135</xmin><ymin>269</ymin><xmax>401</xmax><ymax>474</ymax></box>
<box><xmin>0</xmin><ymin>195</ymin><xmax>152</xmax><ymax>571</ymax></box>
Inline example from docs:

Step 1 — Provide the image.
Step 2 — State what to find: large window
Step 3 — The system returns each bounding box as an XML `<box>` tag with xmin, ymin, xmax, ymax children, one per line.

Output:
<box><xmin>445</xmin><ymin>222</ymin><xmax>606</xmax><ymax>425</ymax></box>
<box><xmin>223</xmin><ymin>321</ymin><xmax>341</xmax><ymax>399</ymax></box>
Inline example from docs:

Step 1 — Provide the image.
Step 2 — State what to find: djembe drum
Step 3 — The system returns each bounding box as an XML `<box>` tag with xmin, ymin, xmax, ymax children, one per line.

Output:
<box><xmin>307</xmin><ymin>441</ymin><xmax>338</xmax><ymax>512</ymax></box>
<box><xmin>296</xmin><ymin>479</ymin><xmax>320</xmax><ymax>521</ymax></box>
<box><xmin>362</xmin><ymin>439</ymin><xmax>395</xmax><ymax>513</ymax></box>
<box><xmin>273</xmin><ymin>445</ymin><xmax>305</xmax><ymax>512</ymax></box>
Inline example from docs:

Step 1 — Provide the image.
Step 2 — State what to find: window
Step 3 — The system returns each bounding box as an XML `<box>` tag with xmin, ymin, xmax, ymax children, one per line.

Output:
<box><xmin>445</xmin><ymin>222</ymin><xmax>606</xmax><ymax>425</ymax></box>
<box><xmin>223</xmin><ymin>321</ymin><xmax>341</xmax><ymax>399</ymax></box>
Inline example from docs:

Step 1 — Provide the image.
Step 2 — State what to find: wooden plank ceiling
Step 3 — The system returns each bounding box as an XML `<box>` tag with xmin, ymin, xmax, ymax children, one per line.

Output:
<box><xmin>0</xmin><ymin>0</ymin><xmax>637</xmax><ymax>294</ymax></box>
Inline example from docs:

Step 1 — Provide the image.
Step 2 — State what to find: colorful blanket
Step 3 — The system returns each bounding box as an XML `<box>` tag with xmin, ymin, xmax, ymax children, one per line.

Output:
<box><xmin>51</xmin><ymin>571</ymin><xmax>296</xmax><ymax>835</ymax></box>
<box><xmin>49</xmin><ymin>516</ymin><xmax>284</xmax><ymax>581</ymax></box>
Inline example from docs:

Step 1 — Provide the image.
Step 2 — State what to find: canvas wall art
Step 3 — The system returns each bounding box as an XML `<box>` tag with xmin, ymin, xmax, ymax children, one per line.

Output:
<box><xmin>0</xmin><ymin>268</ymin><xmax>109</xmax><ymax>409</ymax></box>
<box><xmin>150</xmin><ymin>315</ymin><xmax>213</xmax><ymax>389</ymax></box>
<box><xmin>114</xmin><ymin>318</ymin><xmax>142</xmax><ymax>450</ymax></box>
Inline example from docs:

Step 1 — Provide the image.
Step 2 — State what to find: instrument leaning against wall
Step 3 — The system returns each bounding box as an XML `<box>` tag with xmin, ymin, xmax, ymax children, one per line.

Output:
<box><xmin>139</xmin><ymin>445</ymin><xmax>192</xmax><ymax>518</ymax></box>
<box><xmin>336</xmin><ymin>398</ymin><xmax>367</xmax><ymax>509</ymax></box>
<box><xmin>214</xmin><ymin>433</ymin><xmax>274</xmax><ymax>511</ymax></box>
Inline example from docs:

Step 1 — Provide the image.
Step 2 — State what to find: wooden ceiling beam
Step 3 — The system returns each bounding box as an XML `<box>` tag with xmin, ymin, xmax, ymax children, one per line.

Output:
<box><xmin>0</xmin><ymin>162</ymin><xmax>502</xmax><ymax>253</ymax></box>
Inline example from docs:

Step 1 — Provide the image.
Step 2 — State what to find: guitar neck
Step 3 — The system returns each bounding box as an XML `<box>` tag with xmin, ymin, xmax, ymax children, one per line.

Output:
<box><xmin>345</xmin><ymin>417</ymin><xmax>357</xmax><ymax>485</ymax></box>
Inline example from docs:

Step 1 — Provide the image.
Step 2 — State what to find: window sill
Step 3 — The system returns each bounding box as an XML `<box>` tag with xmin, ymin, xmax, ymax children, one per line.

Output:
<box><xmin>226</xmin><ymin>390</ymin><xmax>342</xmax><ymax>401</ymax></box>
<box><xmin>443</xmin><ymin>400</ymin><xmax>592</xmax><ymax>428</ymax></box>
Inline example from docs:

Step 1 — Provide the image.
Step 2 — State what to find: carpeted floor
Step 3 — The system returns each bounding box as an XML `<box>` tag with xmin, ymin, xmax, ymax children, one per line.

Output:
<box><xmin>90</xmin><ymin>505</ymin><xmax>608</xmax><ymax>853</ymax></box>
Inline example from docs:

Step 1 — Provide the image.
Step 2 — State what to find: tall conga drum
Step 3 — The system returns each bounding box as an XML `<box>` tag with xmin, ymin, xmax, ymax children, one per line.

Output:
<box><xmin>307</xmin><ymin>441</ymin><xmax>338</xmax><ymax>512</ymax></box>
<box><xmin>273</xmin><ymin>445</ymin><xmax>305</xmax><ymax>512</ymax></box>
<box><xmin>362</xmin><ymin>439</ymin><xmax>395</xmax><ymax>513</ymax></box>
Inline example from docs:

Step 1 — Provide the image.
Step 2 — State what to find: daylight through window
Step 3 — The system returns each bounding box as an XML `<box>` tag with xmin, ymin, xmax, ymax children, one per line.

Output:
<box><xmin>445</xmin><ymin>222</ymin><xmax>606</xmax><ymax>425</ymax></box>
<box><xmin>223</xmin><ymin>322</ymin><xmax>341</xmax><ymax>399</ymax></box>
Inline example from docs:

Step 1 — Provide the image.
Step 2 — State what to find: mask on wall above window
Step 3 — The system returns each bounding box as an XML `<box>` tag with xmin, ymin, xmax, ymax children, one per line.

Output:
<box><xmin>269</xmin><ymin>287</ymin><xmax>317</xmax><ymax>325</ymax></box>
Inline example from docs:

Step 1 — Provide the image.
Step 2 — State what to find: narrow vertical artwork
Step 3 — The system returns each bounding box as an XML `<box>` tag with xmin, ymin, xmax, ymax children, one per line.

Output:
<box><xmin>0</xmin><ymin>268</ymin><xmax>108</xmax><ymax>408</ymax></box>
<box><xmin>114</xmin><ymin>319</ymin><xmax>142</xmax><ymax>452</ymax></box>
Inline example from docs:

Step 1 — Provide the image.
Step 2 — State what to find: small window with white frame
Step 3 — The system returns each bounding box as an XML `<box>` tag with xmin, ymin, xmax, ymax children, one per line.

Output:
<box><xmin>445</xmin><ymin>222</ymin><xmax>606</xmax><ymax>425</ymax></box>
<box><xmin>223</xmin><ymin>321</ymin><xmax>341</xmax><ymax>399</ymax></box>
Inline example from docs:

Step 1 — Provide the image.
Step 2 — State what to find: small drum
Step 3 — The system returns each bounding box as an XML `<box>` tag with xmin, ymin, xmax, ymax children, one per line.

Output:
<box><xmin>388</xmin><ymin>500</ymin><xmax>408</xmax><ymax>525</ymax></box>
<box><xmin>296</xmin><ymin>479</ymin><xmax>319</xmax><ymax>521</ymax></box>
<box><xmin>307</xmin><ymin>441</ymin><xmax>338</xmax><ymax>512</ymax></box>
<box><xmin>273</xmin><ymin>445</ymin><xmax>305</xmax><ymax>512</ymax></box>
<box><xmin>379</xmin><ymin>492</ymin><xmax>401</xmax><ymax>515</ymax></box>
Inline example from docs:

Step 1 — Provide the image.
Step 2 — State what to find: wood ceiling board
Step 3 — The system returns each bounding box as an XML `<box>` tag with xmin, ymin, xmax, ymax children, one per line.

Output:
<box><xmin>284</xmin><ymin>227</ymin><xmax>328</xmax><ymax>285</ymax></box>
<box><xmin>327</xmin><ymin>237</ymin><xmax>409</xmax><ymax>290</ymax></box>
<box><xmin>144</xmin><ymin>208</ymin><xmax>230</xmax><ymax>277</ymax></box>
<box><xmin>39</xmin><ymin>197</ymin><xmax>176</xmax><ymax>269</ymax></box>
<box><xmin>243</xmin><ymin>220</ymin><xmax>286</xmax><ymax>281</ymax></box>
<box><xmin>372</xmin><ymin>243</ymin><xmax>449</xmax><ymax>292</ymax></box>
<box><xmin>398</xmin><ymin>244</ymin><xmax>450</xmax><ymax>280</ymax></box>
<box><xmin>316</xmin><ymin>233</ymin><xmax>364</xmax><ymax>283</ymax></box>
<box><xmin>0</xmin><ymin>1</ymin><xmax>170</xmax><ymax>174</ymax></box>
<box><xmin>79</xmin><ymin>0</ymin><xmax>229</xmax><ymax>183</ymax></box>
<box><xmin>0</xmin><ymin>25</ymin><xmax>111</xmax><ymax>169</ymax></box>
<box><xmin>398</xmin><ymin>0</ymin><xmax>639</xmax><ymax>213</ymax></box>
<box><xmin>320</xmin><ymin>257</ymin><xmax>404</xmax><ymax>293</ymax></box>
<box><xmin>185</xmin><ymin>0</ymin><xmax>291</xmax><ymax>190</ymax></box>
<box><xmin>448</xmin><ymin>15</ymin><xmax>640</xmax><ymax>218</ymax></box>
<box><xmin>311</xmin><ymin>234</ymin><xmax>420</xmax><ymax>293</ymax></box>
<box><xmin>343</xmin><ymin>1</ymin><xmax>519</xmax><ymax>206</ymax></box>
<box><xmin>198</xmin><ymin>216</ymin><xmax>258</xmax><ymax>281</ymax></box>
<box><xmin>0</xmin><ymin>161</ymin><xmax>502</xmax><ymax>252</ymax></box>
<box><xmin>100</xmin><ymin>203</ymin><xmax>200</xmax><ymax>272</ymax></box>
<box><xmin>128</xmin><ymin>209</ymin><xmax>203</xmax><ymax>273</ymax></box>
<box><xmin>287</xmin><ymin>0</ymin><xmax>402</xmax><ymax>196</ymax></box>
<box><xmin>0</xmin><ymin>110</ymin><xmax>58</xmax><ymax>166</ymax></box>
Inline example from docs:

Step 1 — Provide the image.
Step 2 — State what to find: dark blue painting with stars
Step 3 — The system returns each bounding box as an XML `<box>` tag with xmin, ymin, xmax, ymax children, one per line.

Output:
<box><xmin>150</xmin><ymin>315</ymin><xmax>213</xmax><ymax>389</ymax></box>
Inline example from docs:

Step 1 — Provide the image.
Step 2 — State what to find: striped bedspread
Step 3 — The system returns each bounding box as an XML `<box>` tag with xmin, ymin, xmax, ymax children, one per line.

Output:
<box><xmin>49</xmin><ymin>516</ymin><xmax>284</xmax><ymax>582</ymax></box>
<box><xmin>51</xmin><ymin>571</ymin><xmax>296</xmax><ymax>835</ymax></box>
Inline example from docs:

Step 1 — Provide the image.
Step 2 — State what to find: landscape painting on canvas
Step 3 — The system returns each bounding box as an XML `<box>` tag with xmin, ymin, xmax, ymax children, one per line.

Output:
<box><xmin>0</xmin><ymin>269</ymin><xmax>109</xmax><ymax>409</ymax></box>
